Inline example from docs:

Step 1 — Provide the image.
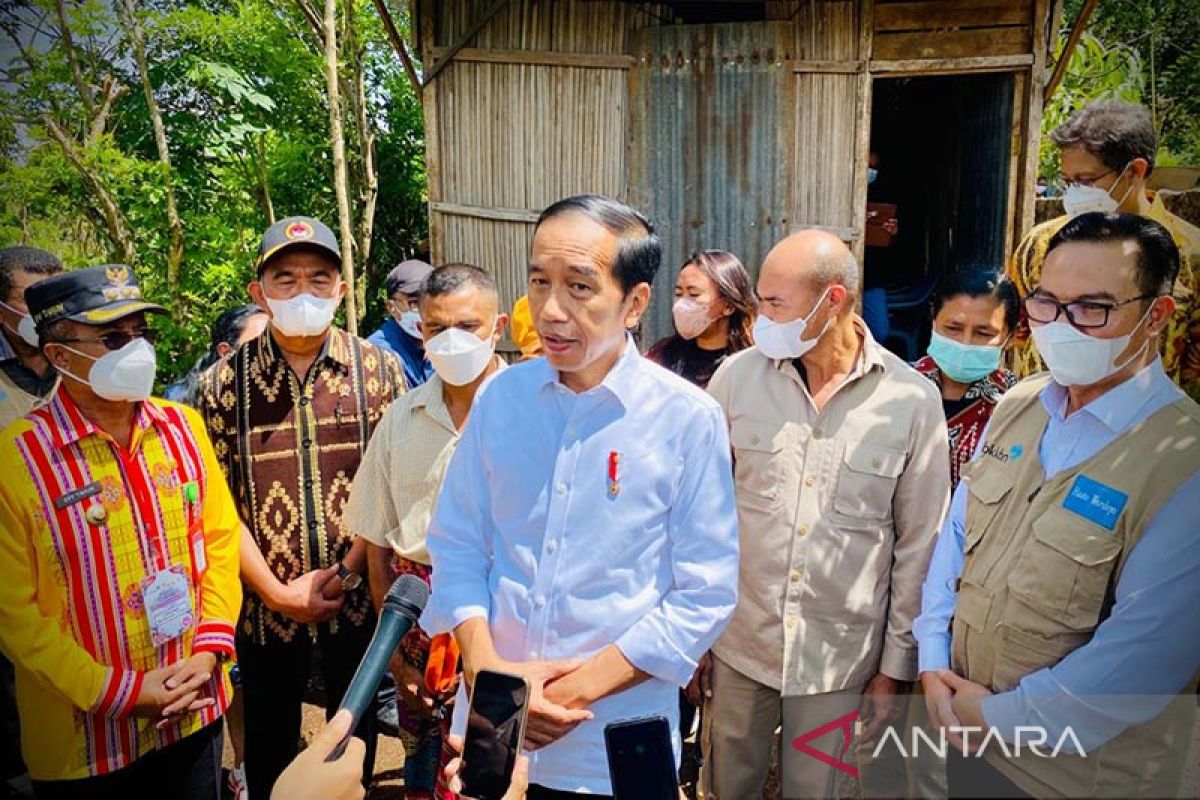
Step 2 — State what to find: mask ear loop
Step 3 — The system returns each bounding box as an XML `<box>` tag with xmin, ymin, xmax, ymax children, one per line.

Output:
<box><xmin>1109</xmin><ymin>300</ymin><xmax>1158</xmax><ymax>373</ymax></box>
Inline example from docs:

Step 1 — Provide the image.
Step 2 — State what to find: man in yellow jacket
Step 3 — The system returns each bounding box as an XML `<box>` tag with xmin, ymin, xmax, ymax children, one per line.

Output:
<box><xmin>1008</xmin><ymin>101</ymin><xmax>1200</xmax><ymax>400</ymax></box>
<box><xmin>0</xmin><ymin>266</ymin><xmax>241</xmax><ymax>799</ymax></box>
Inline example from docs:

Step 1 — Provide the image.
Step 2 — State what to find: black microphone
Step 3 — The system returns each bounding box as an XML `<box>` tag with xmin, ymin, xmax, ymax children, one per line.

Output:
<box><xmin>325</xmin><ymin>573</ymin><xmax>430</xmax><ymax>761</ymax></box>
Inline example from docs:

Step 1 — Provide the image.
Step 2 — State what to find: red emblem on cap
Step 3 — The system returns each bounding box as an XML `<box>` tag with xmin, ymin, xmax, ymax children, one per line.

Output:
<box><xmin>285</xmin><ymin>221</ymin><xmax>314</xmax><ymax>241</ymax></box>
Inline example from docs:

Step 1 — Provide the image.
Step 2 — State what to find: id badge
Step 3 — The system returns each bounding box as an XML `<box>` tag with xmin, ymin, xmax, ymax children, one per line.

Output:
<box><xmin>141</xmin><ymin>566</ymin><xmax>194</xmax><ymax>646</ymax></box>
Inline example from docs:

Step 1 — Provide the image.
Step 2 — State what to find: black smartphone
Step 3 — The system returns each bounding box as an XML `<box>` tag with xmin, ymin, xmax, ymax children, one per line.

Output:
<box><xmin>460</xmin><ymin>669</ymin><xmax>531</xmax><ymax>800</ymax></box>
<box><xmin>604</xmin><ymin>715</ymin><xmax>679</xmax><ymax>800</ymax></box>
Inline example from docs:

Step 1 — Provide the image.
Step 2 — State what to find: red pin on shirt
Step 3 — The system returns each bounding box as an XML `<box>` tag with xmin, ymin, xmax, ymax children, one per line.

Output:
<box><xmin>608</xmin><ymin>451</ymin><xmax>620</xmax><ymax>497</ymax></box>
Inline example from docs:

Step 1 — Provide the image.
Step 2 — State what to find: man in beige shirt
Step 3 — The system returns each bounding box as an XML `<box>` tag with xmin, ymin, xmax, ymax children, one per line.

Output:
<box><xmin>0</xmin><ymin>247</ymin><xmax>62</xmax><ymax>431</ymax></box>
<box><xmin>702</xmin><ymin>230</ymin><xmax>950</xmax><ymax>799</ymax></box>
<box><xmin>344</xmin><ymin>262</ymin><xmax>507</xmax><ymax>797</ymax></box>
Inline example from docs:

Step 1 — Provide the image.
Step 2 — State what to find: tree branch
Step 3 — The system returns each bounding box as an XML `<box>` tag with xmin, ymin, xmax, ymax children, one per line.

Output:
<box><xmin>371</xmin><ymin>0</ymin><xmax>422</xmax><ymax>97</ymax></box>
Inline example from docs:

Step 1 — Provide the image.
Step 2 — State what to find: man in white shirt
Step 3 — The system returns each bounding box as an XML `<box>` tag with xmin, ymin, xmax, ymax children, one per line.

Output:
<box><xmin>421</xmin><ymin>194</ymin><xmax>740</xmax><ymax>797</ymax></box>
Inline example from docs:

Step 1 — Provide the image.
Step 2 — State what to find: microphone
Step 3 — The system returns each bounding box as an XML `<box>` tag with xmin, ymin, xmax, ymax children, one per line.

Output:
<box><xmin>325</xmin><ymin>573</ymin><xmax>430</xmax><ymax>761</ymax></box>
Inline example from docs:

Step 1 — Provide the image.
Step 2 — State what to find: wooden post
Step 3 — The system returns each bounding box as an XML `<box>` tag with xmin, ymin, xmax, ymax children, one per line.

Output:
<box><xmin>324</xmin><ymin>0</ymin><xmax>359</xmax><ymax>333</ymax></box>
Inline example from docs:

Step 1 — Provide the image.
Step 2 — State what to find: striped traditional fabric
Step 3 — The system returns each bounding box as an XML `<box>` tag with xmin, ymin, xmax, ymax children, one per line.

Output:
<box><xmin>0</xmin><ymin>388</ymin><xmax>241</xmax><ymax>781</ymax></box>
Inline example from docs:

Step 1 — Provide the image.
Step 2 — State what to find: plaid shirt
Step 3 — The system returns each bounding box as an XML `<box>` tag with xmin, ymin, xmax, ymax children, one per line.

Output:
<box><xmin>197</xmin><ymin>327</ymin><xmax>404</xmax><ymax>645</ymax></box>
<box><xmin>0</xmin><ymin>389</ymin><xmax>241</xmax><ymax>780</ymax></box>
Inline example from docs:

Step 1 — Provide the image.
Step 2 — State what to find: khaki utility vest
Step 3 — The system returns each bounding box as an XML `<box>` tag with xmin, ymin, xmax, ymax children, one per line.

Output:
<box><xmin>0</xmin><ymin>367</ymin><xmax>44</xmax><ymax>432</ymax></box>
<box><xmin>951</xmin><ymin>374</ymin><xmax>1200</xmax><ymax>798</ymax></box>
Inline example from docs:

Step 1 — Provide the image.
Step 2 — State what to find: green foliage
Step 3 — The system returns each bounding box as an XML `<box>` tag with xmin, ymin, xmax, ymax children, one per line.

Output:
<box><xmin>1044</xmin><ymin>0</ymin><xmax>1200</xmax><ymax>179</ymax></box>
<box><xmin>0</xmin><ymin>0</ymin><xmax>427</xmax><ymax>386</ymax></box>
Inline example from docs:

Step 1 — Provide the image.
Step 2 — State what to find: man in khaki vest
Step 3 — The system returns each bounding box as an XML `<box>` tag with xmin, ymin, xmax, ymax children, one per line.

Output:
<box><xmin>915</xmin><ymin>212</ymin><xmax>1200</xmax><ymax>798</ymax></box>
<box><xmin>0</xmin><ymin>246</ymin><xmax>62</xmax><ymax>431</ymax></box>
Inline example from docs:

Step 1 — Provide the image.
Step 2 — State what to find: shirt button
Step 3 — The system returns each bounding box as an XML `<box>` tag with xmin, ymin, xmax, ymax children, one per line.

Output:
<box><xmin>307</xmin><ymin>519</ymin><xmax>318</xmax><ymax>530</ymax></box>
<box><xmin>798</xmin><ymin>524</ymin><xmax>810</xmax><ymax>536</ymax></box>
<box><xmin>529</xmin><ymin>650</ymin><xmax>539</xmax><ymax>659</ymax></box>
<box><xmin>751</xmin><ymin>434</ymin><xmax>761</xmax><ymax>445</ymax></box>
<box><xmin>804</xmin><ymin>476</ymin><xmax>815</xmax><ymax>487</ymax></box>
<box><xmin>872</xmin><ymin>457</ymin><xmax>882</xmax><ymax>469</ymax></box>
<box><xmin>791</xmin><ymin>570</ymin><xmax>803</xmax><ymax>582</ymax></box>
<box><xmin>532</xmin><ymin>593</ymin><xmax>546</xmax><ymax>607</ymax></box>
<box><xmin>786</xmin><ymin>617</ymin><xmax>797</xmax><ymax>629</ymax></box>
<box><xmin>546</xmin><ymin>541</ymin><xmax>558</xmax><ymax>554</ymax></box>
<box><xmin>812</xmin><ymin>429</ymin><xmax>823</xmax><ymax>440</ymax></box>
<box><xmin>556</xmin><ymin>483</ymin><xmax>567</xmax><ymax>495</ymax></box>
<box><xmin>302</xmin><ymin>438</ymin><xmax>313</xmax><ymax>448</ymax></box>
<box><xmin>299</xmin><ymin>397</ymin><xmax>310</xmax><ymax>406</ymax></box>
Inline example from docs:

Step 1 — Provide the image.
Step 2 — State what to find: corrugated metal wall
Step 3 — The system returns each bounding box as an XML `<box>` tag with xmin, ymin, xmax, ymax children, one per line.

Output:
<box><xmin>628</xmin><ymin>22</ymin><xmax>795</xmax><ymax>344</ymax></box>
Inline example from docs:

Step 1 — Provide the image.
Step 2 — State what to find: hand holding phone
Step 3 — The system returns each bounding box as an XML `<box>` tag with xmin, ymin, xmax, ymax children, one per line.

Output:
<box><xmin>460</xmin><ymin>669</ymin><xmax>532</xmax><ymax>800</ymax></box>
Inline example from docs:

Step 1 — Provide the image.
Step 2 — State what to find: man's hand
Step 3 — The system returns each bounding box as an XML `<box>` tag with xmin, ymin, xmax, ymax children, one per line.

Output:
<box><xmin>919</xmin><ymin>670</ymin><xmax>962</xmax><ymax>732</ymax></box>
<box><xmin>132</xmin><ymin>663</ymin><xmax>215</xmax><ymax>721</ymax></box>
<box><xmin>684</xmin><ymin>652</ymin><xmax>713</xmax><ymax>707</ymax></box>
<box><xmin>269</xmin><ymin>566</ymin><xmax>344</xmax><ymax>624</ymax></box>
<box><xmin>271</xmin><ymin>709</ymin><xmax>365</xmax><ymax>800</ymax></box>
<box><xmin>882</xmin><ymin>218</ymin><xmax>899</xmax><ymax>237</ymax></box>
<box><xmin>444</xmin><ymin>734</ymin><xmax>529</xmax><ymax>800</ymax></box>
<box><xmin>390</xmin><ymin>650</ymin><xmax>434</xmax><ymax>716</ymax></box>
<box><xmin>939</xmin><ymin>670</ymin><xmax>993</xmax><ymax>753</ymax></box>
<box><xmin>858</xmin><ymin>673</ymin><xmax>910</xmax><ymax>742</ymax></box>
<box><xmin>481</xmin><ymin>659</ymin><xmax>592</xmax><ymax>751</ymax></box>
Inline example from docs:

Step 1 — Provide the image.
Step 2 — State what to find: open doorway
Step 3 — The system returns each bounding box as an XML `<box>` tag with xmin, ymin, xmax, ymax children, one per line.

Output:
<box><xmin>865</xmin><ymin>73</ymin><xmax>1015</xmax><ymax>360</ymax></box>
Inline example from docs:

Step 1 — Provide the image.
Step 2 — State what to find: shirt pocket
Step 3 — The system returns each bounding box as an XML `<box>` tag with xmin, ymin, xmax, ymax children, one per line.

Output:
<box><xmin>831</xmin><ymin>443</ymin><xmax>904</xmax><ymax>521</ymax></box>
<box><xmin>729</xmin><ymin>420</ymin><xmax>788</xmax><ymax>509</ymax></box>
<box><xmin>1007</xmin><ymin>508</ymin><xmax>1122</xmax><ymax>632</ymax></box>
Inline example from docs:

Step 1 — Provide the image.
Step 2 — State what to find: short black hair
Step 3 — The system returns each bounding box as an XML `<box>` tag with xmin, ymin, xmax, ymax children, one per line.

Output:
<box><xmin>202</xmin><ymin>305</ymin><xmax>264</xmax><ymax>367</ymax></box>
<box><xmin>932</xmin><ymin>270</ymin><xmax>1020</xmax><ymax>334</ymax></box>
<box><xmin>1046</xmin><ymin>211</ymin><xmax>1180</xmax><ymax>297</ymax></box>
<box><xmin>418</xmin><ymin>263</ymin><xmax>498</xmax><ymax>306</ymax></box>
<box><xmin>1050</xmin><ymin>101</ymin><xmax>1157</xmax><ymax>175</ymax></box>
<box><xmin>534</xmin><ymin>195</ymin><xmax>661</xmax><ymax>295</ymax></box>
<box><xmin>0</xmin><ymin>246</ymin><xmax>63</xmax><ymax>301</ymax></box>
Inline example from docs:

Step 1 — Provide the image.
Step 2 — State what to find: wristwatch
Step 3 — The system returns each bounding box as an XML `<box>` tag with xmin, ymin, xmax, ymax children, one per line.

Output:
<box><xmin>336</xmin><ymin>562</ymin><xmax>363</xmax><ymax>592</ymax></box>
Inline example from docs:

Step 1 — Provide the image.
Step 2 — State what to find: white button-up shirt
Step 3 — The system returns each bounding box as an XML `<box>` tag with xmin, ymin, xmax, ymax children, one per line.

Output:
<box><xmin>422</xmin><ymin>338</ymin><xmax>740</xmax><ymax>794</ymax></box>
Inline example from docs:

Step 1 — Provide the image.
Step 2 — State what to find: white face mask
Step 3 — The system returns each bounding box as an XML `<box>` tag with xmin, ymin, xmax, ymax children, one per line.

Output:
<box><xmin>0</xmin><ymin>300</ymin><xmax>39</xmax><ymax>348</ymax></box>
<box><xmin>753</xmin><ymin>287</ymin><xmax>832</xmax><ymax>360</ymax></box>
<box><xmin>1030</xmin><ymin>306</ymin><xmax>1153</xmax><ymax>387</ymax></box>
<box><xmin>398</xmin><ymin>309</ymin><xmax>422</xmax><ymax>339</ymax></box>
<box><xmin>425</xmin><ymin>325</ymin><xmax>496</xmax><ymax>386</ymax></box>
<box><xmin>58</xmin><ymin>338</ymin><xmax>157</xmax><ymax>401</ymax></box>
<box><xmin>266</xmin><ymin>293</ymin><xmax>339</xmax><ymax>338</ymax></box>
<box><xmin>1061</xmin><ymin>163</ymin><xmax>1133</xmax><ymax>218</ymax></box>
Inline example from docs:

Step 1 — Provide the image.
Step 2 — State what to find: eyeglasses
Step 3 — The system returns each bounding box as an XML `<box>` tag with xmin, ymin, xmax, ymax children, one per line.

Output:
<box><xmin>1063</xmin><ymin>169</ymin><xmax>1115</xmax><ymax>189</ymax></box>
<box><xmin>1023</xmin><ymin>294</ymin><xmax>1152</xmax><ymax>329</ymax></box>
<box><xmin>57</xmin><ymin>329</ymin><xmax>159</xmax><ymax>351</ymax></box>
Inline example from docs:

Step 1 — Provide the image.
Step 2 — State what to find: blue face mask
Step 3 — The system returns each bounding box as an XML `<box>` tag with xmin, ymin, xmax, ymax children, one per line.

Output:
<box><xmin>927</xmin><ymin>330</ymin><xmax>1001</xmax><ymax>384</ymax></box>
<box><xmin>867</xmin><ymin>167</ymin><xmax>878</xmax><ymax>185</ymax></box>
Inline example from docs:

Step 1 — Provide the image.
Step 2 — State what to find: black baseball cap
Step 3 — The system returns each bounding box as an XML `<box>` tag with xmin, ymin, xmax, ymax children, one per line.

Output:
<box><xmin>386</xmin><ymin>259</ymin><xmax>433</xmax><ymax>297</ymax></box>
<box><xmin>255</xmin><ymin>216</ymin><xmax>340</xmax><ymax>275</ymax></box>
<box><xmin>26</xmin><ymin>265</ymin><xmax>166</xmax><ymax>332</ymax></box>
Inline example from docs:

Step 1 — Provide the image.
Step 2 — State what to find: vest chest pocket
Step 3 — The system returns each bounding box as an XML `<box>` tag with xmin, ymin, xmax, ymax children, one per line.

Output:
<box><xmin>1007</xmin><ymin>509</ymin><xmax>1122</xmax><ymax>633</ymax></box>
<box><xmin>832</xmin><ymin>444</ymin><xmax>904</xmax><ymax>521</ymax></box>
<box><xmin>963</xmin><ymin>467</ymin><xmax>1014</xmax><ymax>554</ymax></box>
<box><xmin>730</xmin><ymin>420</ymin><xmax>789</xmax><ymax>509</ymax></box>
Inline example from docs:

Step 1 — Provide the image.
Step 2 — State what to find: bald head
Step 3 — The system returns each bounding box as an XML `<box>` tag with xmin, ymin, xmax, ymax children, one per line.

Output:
<box><xmin>761</xmin><ymin>230</ymin><xmax>860</xmax><ymax>295</ymax></box>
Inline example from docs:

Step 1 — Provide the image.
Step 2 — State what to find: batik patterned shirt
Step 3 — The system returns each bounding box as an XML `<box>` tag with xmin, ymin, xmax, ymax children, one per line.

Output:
<box><xmin>197</xmin><ymin>327</ymin><xmax>404</xmax><ymax>645</ymax></box>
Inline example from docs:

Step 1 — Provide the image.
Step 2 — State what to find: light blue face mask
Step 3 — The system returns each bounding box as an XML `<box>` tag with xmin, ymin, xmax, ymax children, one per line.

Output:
<box><xmin>867</xmin><ymin>167</ymin><xmax>878</xmax><ymax>185</ymax></box>
<box><xmin>927</xmin><ymin>330</ymin><xmax>1001</xmax><ymax>384</ymax></box>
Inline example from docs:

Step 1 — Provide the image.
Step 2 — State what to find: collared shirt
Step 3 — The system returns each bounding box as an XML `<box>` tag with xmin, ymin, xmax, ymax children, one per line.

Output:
<box><xmin>706</xmin><ymin>319</ymin><xmax>950</xmax><ymax>695</ymax></box>
<box><xmin>1007</xmin><ymin>195</ymin><xmax>1200</xmax><ymax>400</ymax></box>
<box><xmin>197</xmin><ymin>327</ymin><xmax>404</xmax><ymax>645</ymax></box>
<box><xmin>344</xmin><ymin>360</ymin><xmax>505</xmax><ymax>565</ymax></box>
<box><xmin>422</xmin><ymin>338</ymin><xmax>739</xmax><ymax>794</ymax></box>
<box><xmin>912</xmin><ymin>356</ymin><xmax>1016</xmax><ymax>489</ymax></box>
<box><xmin>915</xmin><ymin>359</ymin><xmax>1200</xmax><ymax>750</ymax></box>
<box><xmin>367</xmin><ymin>317</ymin><xmax>435</xmax><ymax>388</ymax></box>
<box><xmin>0</xmin><ymin>389</ymin><xmax>241</xmax><ymax>780</ymax></box>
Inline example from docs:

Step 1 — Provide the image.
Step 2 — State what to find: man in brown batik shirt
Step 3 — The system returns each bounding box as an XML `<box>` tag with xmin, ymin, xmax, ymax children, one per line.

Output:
<box><xmin>198</xmin><ymin>216</ymin><xmax>403</xmax><ymax>800</ymax></box>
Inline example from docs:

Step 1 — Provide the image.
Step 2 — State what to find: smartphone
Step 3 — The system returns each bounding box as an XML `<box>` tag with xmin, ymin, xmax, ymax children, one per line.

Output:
<box><xmin>460</xmin><ymin>669</ymin><xmax>531</xmax><ymax>800</ymax></box>
<box><xmin>604</xmin><ymin>715</ymin><xmax>679</xmax><ymax>800</ymax></box>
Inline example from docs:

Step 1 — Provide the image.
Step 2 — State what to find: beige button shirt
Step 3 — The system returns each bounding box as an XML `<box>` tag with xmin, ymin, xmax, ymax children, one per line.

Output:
<box><xmin>706</xmin><ymin>320</ymin><xmax>949</xmax><ymax>695</ymax></box>
<box><xmin>345</xmin><ymin>360</ymin><xmax>504</xmax><ymax>565</ymax></box>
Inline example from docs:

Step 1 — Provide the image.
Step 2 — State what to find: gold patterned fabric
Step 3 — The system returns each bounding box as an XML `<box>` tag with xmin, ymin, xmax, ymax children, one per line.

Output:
<box><xmin>1007</xmin><ymin>195</ymin><xmax>1200</xmax><ymax>401</ymax></box>
<box><xmin>197</xmin><ymin>327</ymin><xmax>404</xmax><ymax>645</ymax></box>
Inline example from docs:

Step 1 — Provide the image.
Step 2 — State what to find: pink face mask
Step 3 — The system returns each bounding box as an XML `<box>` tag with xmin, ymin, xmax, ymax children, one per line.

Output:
<box><xmin>672</xmin><ymin>297</ymin><xmax>714</xmax><ymax>340</ymax></box>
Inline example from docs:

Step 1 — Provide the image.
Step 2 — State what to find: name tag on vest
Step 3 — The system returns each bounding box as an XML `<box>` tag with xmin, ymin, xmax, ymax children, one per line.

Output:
<box><xmin>1062</xmin><ymin>475</ymin><xmax>1128</xmax><ymax>531</ymax></box>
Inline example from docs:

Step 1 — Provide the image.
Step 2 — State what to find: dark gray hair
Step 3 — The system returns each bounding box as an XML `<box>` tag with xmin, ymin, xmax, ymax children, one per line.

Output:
<box><xmin>0</xmin><ymin>246</ymin><xmax>63</xmax><ymax>301</ymax></box>
<box><xmin>418</xmin><ymin>263</ymin><xmax>497</xmax><ymax>306</ymax></box>
<box><xmin>1050</xmin><ymin>101</ymin><xmax>1156</xmax><ymax>175</ymax></box>
<box><xmin>534</xmin><ymin>195</ymin><xmax>661</xmax><ymax>295</ymax></box>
